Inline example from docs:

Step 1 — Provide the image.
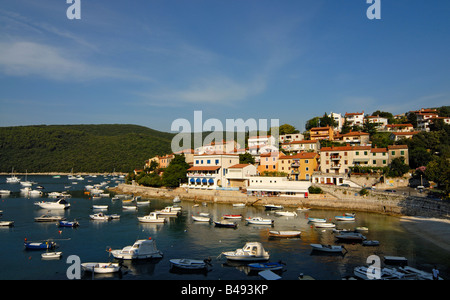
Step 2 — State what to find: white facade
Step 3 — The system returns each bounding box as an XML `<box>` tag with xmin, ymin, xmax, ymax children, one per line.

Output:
<box><xmin>247</xmin><ymin>176</ymin><xmax>311</xmax><ymax>197</ymax></box>
<box><xmin>328</xmin><ymin>112</ymin><xmax>343</xmax><ymax>130</ymax></box>
<box><xmin>345</xmin><ymin>111</ymin><xmax>365</xmax><ymax>127</ymax></box>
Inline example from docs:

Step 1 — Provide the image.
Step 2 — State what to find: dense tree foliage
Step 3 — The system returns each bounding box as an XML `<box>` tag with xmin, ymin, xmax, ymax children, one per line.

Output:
<box><xmin>0</xmin><ymin>124</ymin><xmax>174</xmax><ymax>173</ymax></box>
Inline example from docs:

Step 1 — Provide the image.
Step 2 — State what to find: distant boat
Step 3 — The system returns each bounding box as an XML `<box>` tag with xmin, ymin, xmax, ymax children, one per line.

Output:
<box><xmin>0</xmin><ymin>190</ymin><xmax>11</xmax><ymax>195</ymax></box>
<box><xmin>335</xmin><ymin>215</ymin><xmax>355</xmax><ymax>221</ymax></box>
<box><xmin>314</xmin><ymin>222</ymin><xmax>336</xmax><ymax>228</ymax></box>
<box><xmin>232</xmin><ymin>203</ymin><xmax>246</xmax><ymax>207</ymax></box>
<box><xmin>246</xmin><ymin>217</ymin><xmax>273</xmax><ymax>225</ymax></box>
<box><xmin>220</xmin><ymin>242</ymin><xmax>269</xmax><ymax>261</ymax></box>
<box><xmin>138</xmin><ymin>212</ymin><xmax>166</xmax><ymax>223</ymax></box>
<box><xmin>268</xmin><ymin>230</ymin><xmax>301</xmax><ymax>238</ymax></box>
<box><xmin>264</xmin><ymin>204</ymin><xmax>283</xmax><ymax>210</ymax></box>
<box><xmin>169</xmin><ymin>258</ymin><xmax>210</xmax><ymax>270</ymax></box>
<box><xmin>81</xmin><ymin>262</ymin><xmax>120</xmax><ymax>274</ymax></box>
<box><xmin>248</xmin><ymin>261</ymin><xmax>285</xmax><ymax>271</ymax></box>
<box><xmin>0</xmin><ymin>221</ymin><xmax>14</xmax><ymax>227</ymax></box>
<box><xmin>173</xmin><ymin>196</ymin><xmax>181</xmax><ymax>203</ymax></box>
<box><xmin>90</xmin><ymin>213</ymin><xmax>111</xmax><ymax>220</ymax></box>
<box><xmin>214</xmin><ymin>220</ymin><xmax>238</xmax><ymax>228</ymax></box>
<box><xmin>191</xmin><ymin>215</ymin><xmax>211</xmax><ymax>222</ymax></box>
<box><xmin>275</xmin><ymin>211</ymin><xmax>297</xmax><ymax>217</ymax></box>
<box><xmin>34</xmin><ymin>198</ymin><xmax>70</xmax><ymax>210</ymax></box>
<box><xmin>308</xmin><ymin>217</ymin><xmax>326</xmax><ymax>223</ymax></box>
<box><xmin>6</xmin><ymin>168</ymin><xmax>20</xmax><ymax>183</ymax></box>
<box><xmin>110</xmin><ymin>238</ymin><xmax>163</xmax><ymax>260</ymax></box>
<box><xmin>310</xmin><ymin>244</ymin><xmax>347</xmax><ymax>253</ymax></box>
<box><xmin>34</xmin><ymin>215</ymin><xmax>65</xmax><ymax>222</ymax></box>
<box><xmin>24</xmin><ymin>240</ymin><xmax>57</xmax><ymax>250</ymax></box>
<box><xmin>223</xmin><ymin>214</ymin><xmax>242</xmax><ymax>219</ymax></box>
<box><xmin>335</xmin><ymin>232</ymin><xmax>366</xmax><ymax>242</ymax></box>
<box><xmin>92</xmin><ymin>205</ymin><xmax>108</xmax><ymax>210</ymax></box>
<box><xmin>41</xmin><ymin>252</ymin><xmax>62</xmax><ymax>259</ymax></box>
<box><xmin>58</xmin><ymin>220</ymin><xmax>79</xmax><ymax>227</ymax></box>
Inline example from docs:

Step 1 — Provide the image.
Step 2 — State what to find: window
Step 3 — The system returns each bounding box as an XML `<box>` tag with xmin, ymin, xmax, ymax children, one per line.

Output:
<box><xmin>373</xmin><ymin>160</ymin><xmax>376</xmax><ymax>164</ymax></box>
<box><xmin>356</xmin><ymin>151</ymin><xmax>359</xmax><ymax>155</ymax></box>
<box><xmin>364</xmin><ymin>151</ymin><xmax>368</xmax><ymax>155</ymax></box>
<box><xmin>265</xmin><ymin>165</ymin><xmax>268</xmax><ymax>169</ymax></box>
<box><xmin>306</xmin><ymin>167</ymin><xmax>309</xmax><ymax>171</ymax></box>
<box><xmin>196</xmin><ymin>160</ymin><xmax>199</xmax><ymax>164</ymax></box>
<box><xmin>401</xmin><ymin>151</ymin><xmax>404</xmax><ymax>155</ymax></box>
<box><xmin>207</xmin><ymin>160</ymin><xmax>211</xmax><ymax>164</ymax></box>
<box><xmin>215</xmin><ymin>159</ymin><xmax>219</xmax><ymax>165</ymax></box>
<box><xmin>383</xmin><ymin>160</ymin><xmax>386</xmax><ymax>164</ymax></box>
<box><xmin>201</xmin><ymin>160</ymin><xmax>203</xmax><ymax>164</ymax></box>
<box><xmin>305</xmin><ymin>159</ymin><xmax>309</xmax><ymax>164</ymax></box>
<box><xmin>391</xmin><ymin>151</ymin><xmax>395</xmax><ymax>155</ymax></box>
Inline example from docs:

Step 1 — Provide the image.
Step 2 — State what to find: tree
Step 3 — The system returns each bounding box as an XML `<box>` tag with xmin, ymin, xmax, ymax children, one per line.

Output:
<box><xmin>278</xmin><ymin>124</ymin><xmax>299</xmax><ymax>135</ymax></box>
<box><xmin>340</xmin><ymin>119</ymin><xmax>352</xmax><ymax>134</ymax></box>
<box><xmin>387</xmin><ymin>157</ymin><xmax>410</xmax><ymax>177</ymax></box>
<box><xmin>239</xmin><ymin>152</ymin><xmax>255</xmax><ymax>164</ymax></box>
<box><xmin>305</xmin><ymin>117</ymin><xmax>320</xmax><ymax>131</ymax></box>
<box><xmin>161</xmin><ymin>154</ymin><xmax>190</xmax><ymax>187</ymax></box>
<box><xmin>425</xmin><ymin>157</ymin><xmax>450</xmax><ymax>194</ymax></box>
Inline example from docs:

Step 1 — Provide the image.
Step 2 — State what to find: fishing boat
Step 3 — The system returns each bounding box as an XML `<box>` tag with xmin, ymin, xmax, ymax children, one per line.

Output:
<box><xmin>173</xmin><ymin>196</ymin><xmax>181</xmax><ymax>203</ymax></box>
<box><xmin>264</xmin><ymin>204</ymin><xmax>283</xmax><ymax>210</ymax></box>
<box><xmin>110</xmin><ymin>238</ymin><xmax>163</xmax><ymax>260</ymax></box>
<box><xmin>122</xmin><ymin>205</ymin><xmax>137</xmax><ymax>211</ymax></box>
<box><xmin>169</xmin><ymin>258</ymin><xmax>210</xmax><ymax>270</ymax></box>
<box><xmin>154</xmin><ymin>207</ymin><xmax>179</xmax><ymax>216</ymax></box>
<box><xmin>232</xmin><ymin>203</ymin><xmax>246</xmax><ymax>207</ymax></box>
<box><xmin>41</xmin><ymin>252</ymin><xmax>62</xmax><ymax>259</ymax></box>
<box><xmin>268</xmin><ymin>230</ymin><xmax>301</xmax><ymax>238</ymax></box>
<box><xmin>314</xmin><ymin>222</ymin><xmax>336</xmax><ymax>228</ymax></box>
<box><xmin>58</xmin><ymin>220</ymin><xmax>79</xmax><ymax>227</ymax></box>
<box><xmin>138</xmin><ymin>212</ymin><xmax>166</xmax><ymax>223</ymax></box>
<box><xmin>214</xmin><ymin>220</ymin><xmax>238</xmax><ymax>228</ymax></box>
<box><xmin>0</xmin><ymin>190</ymin><xmax>11</xmax><ymax>195</ymax></box>
<box><xmin>191</xmin><ymin>215</ymin><xmax>211</xmax><ymax>222</ymax></box>
<box><xmin>92</xmin><ymin>205</ymin><xmax>108</xmax><ymax>210</ymax></box>
<box><xmin>335</xmin><ymin>215</ymin><xmax>355</xmax><ymax>221</ymax></box>
<box><xmin>24</xmin><ymin>240</ymin><xmax>57</xmax><ymax>250</ymax></box>
<box><xmin>223</xmin><ymin>214</ymin><xmax>242</xmax><ymax>219</ymax></box>
<box><xmin>89</xmin><ymin>212</ymin><xmax>111</xmax><ymax>220</ymax></box>
<box><xmin>0</xmin><ymin>221</ymin><xmax>14</xmax><ymax>227</ymax></box>
<box><xmin>384</xmin><ymin>256</ymin><xmax>408</xmax><ymax>266</ymax></box>
<box><xmin>335</xmin><ymin>232</ymin><xmax>366</xmax><ymax>242</ymax></box>
<box><xmin>81</xmin><ymin>262</ymin><xmax>121</xmax><ymax>274</ymax></box>
<box><xmin>220</xmin><ymin>242</ymin><xmax>269</xmax><ymax>261</ymax></box>
<box><xmin>275</xmin><ymin>211</ymin><xmax>297</xmax><ymax>217</ymax></box>
<box><xmin>310</xmin><ymin>244</ymin><xmax>346</xmax><ymax>253</ymax></box>
<box><xmin>34</xmin><ymin>198</ymin><xmax>70</xmax><ymax>210</ymax></box>
<box><xmin>308</xmin><ymin>217</ymin><xmax>326</xmax><ymax>223</ymax></box>
<box><xmin>34</xmin><ymin>215</ymin><xmax>66</xmax><ymax>222</ymax></box>
<box><xmin>246</xmin><ymin>217</ymin><xmax>273</xmax><ymax>225</ymax></box>
<box><xmin>248</xmin><ymin>261</ymin><xmax>285</xmax><ymax>271</ymax></box>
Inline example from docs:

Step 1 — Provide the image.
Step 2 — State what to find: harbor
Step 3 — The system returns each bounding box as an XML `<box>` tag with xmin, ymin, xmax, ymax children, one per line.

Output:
<box><xmin>0</xmin><ymin>175</ymin><xmax>448</xmax><ymax>280</ymax></box>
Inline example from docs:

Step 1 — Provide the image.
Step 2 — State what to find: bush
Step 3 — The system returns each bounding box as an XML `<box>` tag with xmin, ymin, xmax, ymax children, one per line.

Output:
<box><xmin>359</xmin><ymin>188</ymin><xmax>369</xmax><ymax>196</ymax></box>
<box><xmin>308</xmin><ymin>186</ymin><xmax>323</xmax><ymax>194</ymax></box>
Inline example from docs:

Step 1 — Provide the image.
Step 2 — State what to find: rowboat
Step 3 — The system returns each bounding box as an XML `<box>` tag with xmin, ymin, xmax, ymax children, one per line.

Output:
<box><xmin>192</xmin><ymin>215</ymin><xmax>211</xmax><ymax>222</ymax></box>
<box><xmin>268</xmin><ymin>230</ymin><xmax>301</xmax><ymax>238</ymax></box>
<box><xmin>232</xmin><ymin>203</ymin><xmax>246</xmax><ymax>207</ymax></box>
<box><xmin>41</xmin><ymin>252</ymin><xmax>62</xmax><ymax>259</ymax></box>
<box><xmin>0</xmin><ymin>221</ymin><xmax>14</xmax><ymax>227</ymax></box>
<box><xmin>221</xmin><ymin>242</ymin><xmax>269</xmax><ymax>261</ymax></box>
<box><xmin>355</xmin><ymin>226</ymin><xmax>369</xmax><ymax>231</ymax></box>
<box><xmin>34</xmin><ymin>215</ymin><xmax>65</xmax><ymax>222</ymax></box>
<box><xmin>223</xmin><ymin>214</ymin><xmax>242</xmax><ymax>219</ymax></box>
<box><xmin>335</xmin><ymin>232</ymin><xmax>366</xmax><ymax>242</ymax></box>
<box><xmin>214</xmin><ymin>220</ymin><xmax>238</xmax><ymax>228</ymax></box>
<box><xmin>335</xmin><ymin>216</ymin><xmax>355</xmax><ymax>221</ymax></box>
<box><xmin>169</xmin><ymin>258</ymin><xmax>210</xmax><ymax>270</ymax></box>
<box><xmin>314</xmin><ymin>222</ymin><xmax>336</xmax><ymax>228</ymax></box>
<box><xmin>245</xmin><ymin>217</ymin><xmax>273</xmax><ymax>225</ymax></box>
<box><xmin>92</xmin><ymin>205</ymin><xmax>108</xmax><ymax>210</ymax></box>
<box><xmin>81</xmin><ymin>262</ymin><xmax>121</xmax><ymax>274</ymax></box>
<box><xmin>362</xmin><ymin>240</ymin><xmax>380</xmax><ymax>246</ymax></box>
<box><xmin>248</xmin><ymin>261</ymin><xmax>285</xmax><ymax>271</ymax></box>
<box><xmin>138</xmin><ymin>212</ymin><xmax>166</xmax><ymax>223</ymax></box>
<box><xmin>308</xmin><ymin>218</ymin><xmax>326</xmax><ymax>223</ymax></box>
<box><xmin>310</xmin><ymin>244</ymin><xmax>346</xmax><ymax>253</ymax></box>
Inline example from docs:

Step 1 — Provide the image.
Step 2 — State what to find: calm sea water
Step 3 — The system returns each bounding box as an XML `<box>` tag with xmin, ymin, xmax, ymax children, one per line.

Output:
<box><xmin>0</xmin><ymin>175</ymin><xmax>449</xmax><ymax>280</ymax></box>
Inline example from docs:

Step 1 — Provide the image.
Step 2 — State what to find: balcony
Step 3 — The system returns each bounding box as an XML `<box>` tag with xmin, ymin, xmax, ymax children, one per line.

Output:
<box><xmin>330</xmin><ymin>164</ymin><xmax>341</xmax><ymax>169</ymax></box>
<box><xmin>330</xmin><ymin>155</ymin><xmax>341</xmax><ymax>160</ymax></box>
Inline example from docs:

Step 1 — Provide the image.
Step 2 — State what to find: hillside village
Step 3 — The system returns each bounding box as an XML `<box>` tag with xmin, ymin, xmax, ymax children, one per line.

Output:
<box><xmin>133</xmin><ymin>107</ymin><xmax>450</xmax><ymax>199</ymax></box>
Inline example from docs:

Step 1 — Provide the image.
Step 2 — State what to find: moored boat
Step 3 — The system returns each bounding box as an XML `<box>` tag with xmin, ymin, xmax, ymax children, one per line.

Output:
<box><xmin>24</xmin><ymin>240</ymin><xmax>57</xmax><ymax>250</ymax></box>
<box><xmin>214</xmin><ymin>220</ymin><xmax>238</xmax><ymax>228</ymax></box>
<box><xmin>248</xmin><ymin>261</ymin><xmax>285</xmax><ymax>271</ymax></box>
<box><xmin>34</xmin><ymin>198</ymin><xmax>70</xmax><ymax>210</ymax></box>
<box><xmin>223</xmin><ymin>214</ymin><xmax>242</xmax><ymax>219</ymax></box>
<box><xmin>335</xmin><ymin>232</ymin><xmax>366</xmax><ymax>242</ymax></box>
<box><xmin>89</xmin><ymin>212</ymin><xmax>111</xmax><ymax>220</ymax></box>
<box><xmin>310</xmin><ymin>244</ymin><xmax>346</xmax><ymax>253</ymax></box>
<box><xmin>110</xmin><ymin>238</ymin><xmax>163</xmax><ymax>260</ymax></box>
<box><xmin>264</xmin><ymin>204</ymin><xmax>283</xmax><ymax>210</ymax></box>
<box><xmin>191</xmin><ymin>215</ymin><xmax>211</xmax><ymax>222</ymax></box>
<box><xmin>268</xmin><ymin>230</ymin><xmax>301</xmax><ymax>238</ymax></box>
<box><xmin>58</xmin><ymin>220</ymin><xmax>79</xmax><ymax>227</ymax></box>
<box><xmin>81</xmin><ymin>262</ymin><xmax>121</xmax><ymax>274</ymax></box>
<box><xmin>138</xmin><ymin>212</ymin><xmax>166</xmax><ymax>223</ymax></box>
<box><xmin>308</xmin><ymin>217</ymin><xmax>326</xmax><ymax>223</ymax></box>
<box><xmin>314</xmin><ymin>222</ymin><xmax>336</xmax><ymax>228</ymax></box>
<box><xmin>245</xmin><ymin>217</ymin><xmax>273</xmax><ymax>225</ymax></box>
<box><xmin>335</xmin><ymin>215</ymin><xmax>355</xmax><ymax>221</ymax></box>
<box><xmin>41</xmin><ymin>252</ymin><xmax>62</xmax><ymax>259</ymax></box>
<box><xmin>169</xmin><ymin>258</ymin><xmax>210</xmax><ymax>270</ymax></box>
<box><xmin>34</xmin><ymin>215</ymin><xmax>65</xmax><ymax>222</ymax></box>
<box><xmin>221</xmin><ymin>242</ymin><xmax>269</xmax><ymax>261</ymax></box>
<box><xmin>275</xmin><ymin>211</ymin><xmax>297</xmax><ymax>217</ymax></box>
<box><xmin>0</xmin><ymin>221</ymin><xmax>14</xmax><ymax>227</ymax></box>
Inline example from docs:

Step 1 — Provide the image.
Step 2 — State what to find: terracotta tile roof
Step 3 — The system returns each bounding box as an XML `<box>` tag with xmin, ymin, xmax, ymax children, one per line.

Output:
<box><xmin>228</xmin><ymin>164</ymin><xmax>253</xmax><ymax>169</ymax></box>
<box><xmin>388</xmin><ymin>145</ymin><xmax>409</xmax><ymax>149</ymax></box>
<box><xmin>279</xmin><ymin>152</ymin><xmax>318</xmax><ymax>160</ymax></box>
<box><xmin>341</xmin><ymin>131</ymin><xmax>369</xmax><ymax>136</ymax></box>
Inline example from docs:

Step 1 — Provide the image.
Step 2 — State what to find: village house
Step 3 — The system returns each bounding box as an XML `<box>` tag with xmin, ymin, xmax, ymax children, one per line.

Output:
<box><xmin>194</xmin><ymin>140</ymin><xmax>240</xmax><ymax>155</ymax></box>
<box><xmin>366</xmin><ymin>115</ymin><xmax>389</xmax><ymax>129</ymax></box>
<box><xmin>309</xmin><ymin>126</ymin><xmax>334</xmax><ymax>141</ymax></box>
<box><xmin>328</xmin><ymin>112</ymin><xmax>344</xmax><ymax>131</ymax></box>
<box><xmin>247</xmin><ymin>176</ymin><xmax>311</xmax><ymax>198</ymax></box>
<box><xmin>281</xmin><ymin>139</ymin><xmax>321</xmax><ymax>153</ymax></box>
<box><xmin>257</xmin><ymin>152</ymin><xmax>280</xmax><ymax>174</ymax></box>
<box><xmin>335</xmin><ymin>131</ymin><xmax>370</xmax><ymax>146</ymax></box>
<box><xmin>390</xmin><ymin>131</ymin><xmax>419</xmax><ymax>142</ymax></box>
<box><xmin>279</xmin><ymin>133</ymin><xmax>304</xmax><ymax>143</ymax></box>
<box><xmin>345</xmin><ymin>111</ymin><xmax>365</xmax><ymax>128</ymax></box>
<box><xmin>384</xmin><ymin>123</ymin><xmax>414</xmax><ymax>132</ymax></box>
<box><xmin>278</xmin><ymin>152</ymin><xmax>319</xmax><ymax>181</ymax></box>
<box><xmin>225</xmin><ymin>163</ymin><xmax>257</xmax><ymax>188</ymax></box>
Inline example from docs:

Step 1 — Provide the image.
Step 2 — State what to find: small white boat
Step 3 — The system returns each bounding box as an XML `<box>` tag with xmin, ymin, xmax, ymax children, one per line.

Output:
<box><xmin>314</xmin><ymin>222</ymin><xmax>336</xmax><ymax>228</ymax></box>
<box><xmin>0</xmin><ymin>190</ymin><xmax>11</xmax><ymax>195</ymax></box>
<box><xmin>173</xmin><ymin>196</ymin><xmax>181</xmax><ymax>203</ymax></box>
<box><xmin>310</xmin><ymin>244</ymin><xmax>346</xmax><ymax>253</ymax></box>
<box><xmin>138</xmin><ymin>212</ymin><xmax>166</xmax><ymax>223</ymax></box>
<box><xmin>110</xmin><ymin>238</ymin><xmax>163</xmax><ymax>260</ymax></box>
<box><xmin>35</xmin><ymin>198</ymin><xmax>70</xmax><ymax>210</ymax></box>
<box><xmin>192</xmin><ymin>215</ymin><xmax>211</xmax><ymax>222</ymax></box>
<box><xmin>122</xmin><ymin>205</ymin><xmax>137</xmax><ymax>210</ymax></box>
<box><xmin>41</xmin><ymin>252</ymin><xmax>62</xmax><ymax>259</ymax></box>
<box><xmin>136</xmin><ymin>200</ymin><xmax>150</xmax><ymax>206</ymax></box>
<box><xmin>246</xmin><ymin>217</ymin><xmax>273</xmax><ymax>225</ymax></box>
<box><xmin>355</xmin><ymin>226</ymin><xmax>369</xmax><ymax>231</ymax></box>
<box><xmin>89</xmin><ymin>213</ymin><xmax>111</xmax><ymax>220</ymax></box>
<box><xmin>308</xmin><ymin>218</ymin><xmax>326</xmax><ymax>223</ymax></box>
<box><xmin>221</xmin><ymin>242</ymin><xmax>269</xmax><ymax>261</ymax></box>
<box><xmin>264</xmin><ymin>204</ymin><xmax>283</xmax><ymax>210</ymax></box>
<box><xmin>268</xmin><ymin>230</ymin><xmax>301</xmax><ymax>238</ymax></box>
<box><xmin>0</xmin><ymin>221</ymin><xmax>14</xmax><ymax>227</ymax></box>
<box><xmin>81</xmin><ymin>262</ymin><xmax>120</xmax><ymax>274</ymax></box>
<box><xmin>275</xmin><ymin>211</ymin><xmax>297</xmax><ymax>217</ymax></box>
<box><xmin>335</xmin><ymin>215</ymin><xmax>355</xmax><ymax>221</ymax></box>
<box><xmin>296</xmin><ymin>207</ymin><xmax>310</xmax><ymax>211</ymax></box>
<box><xmin>170</xmin><ymin>258</ymin><xmax>209</xmax><ymax>270</ymax></box>
<box><xmin>232</xmin><ymin>203</ymin><xmax>246</xmax><ymax>207</ymax></box>
<box><xmin>34</xmin><ymin>215</ymin><xmax>65</xmax><ymax>222</ymax></box>
<box><xmin>92</xmin><ymin>205</ymin><xmax>108</xmax><ymax>210</ymax></box>
<box><xmin>335</xmin><ymin>232</ymin><xmax>366</xmax><ymax>241</ymax></box>
<box><xmin>154</xmin><ymin>207</ymin><xmax>179</xmax><ymax>216</ymax></box>
<box><xmin>223</xmin><ymin>214</ymin><xmax>242</xmax><ymax>219</ymax></box>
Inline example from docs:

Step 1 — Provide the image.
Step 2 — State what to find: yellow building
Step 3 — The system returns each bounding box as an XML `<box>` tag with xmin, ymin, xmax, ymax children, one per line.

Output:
<box><xmin>278</xmin><ymin>152</ymin><xmax>319</xmax><ymax>181</ymax></box>
<box><xmin>309</xmin><ymin>126</ymin><xmax>334</xmax><ymax>141</ymax></box>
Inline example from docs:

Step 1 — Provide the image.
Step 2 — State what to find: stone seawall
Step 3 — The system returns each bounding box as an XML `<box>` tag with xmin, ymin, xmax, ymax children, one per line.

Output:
<box><xmin>110</xmin><ymin>183</ymin><xmax>450</xmax><ymax>219</ymax></box>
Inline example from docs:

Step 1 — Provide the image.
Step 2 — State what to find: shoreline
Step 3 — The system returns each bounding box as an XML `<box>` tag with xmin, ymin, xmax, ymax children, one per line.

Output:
<box><xmin>400</xmin><ymin>216</ymin><xmax>450</xmax><ymax>253</ymax></box>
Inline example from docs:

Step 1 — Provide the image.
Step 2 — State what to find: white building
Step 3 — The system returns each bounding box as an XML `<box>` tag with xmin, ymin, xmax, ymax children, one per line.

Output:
<box><xmin>247</xmin><ymin>176</ymin><xmax>311</xmax><ymax>198</ymax></box>
<box><xmin>345</xmin><ymin>111</ymin><xmax>365</xmax><ymax>128</ymax></box>
<box><xmin>328</xmin><ymin>112</ymin><xmax>343</xmax><ymax>131</ymax></box>
<box><xmin>225</xmin><ymin>164</ymin><xmax>257</xmax><ymax>188</ymax></box>
<box><xmin>279</xmin><ymin>133</ymin><xmax>304</xmax><ymax>143</ymax></box>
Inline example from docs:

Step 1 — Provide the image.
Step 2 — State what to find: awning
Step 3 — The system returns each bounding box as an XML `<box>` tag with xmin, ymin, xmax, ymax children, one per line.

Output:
<box><xmin>196</xmin><ymin>178</ymin><xmax>201</xmax><ymax>183</ymax></box>
<box><xmin>208</xmin><ymin>178</ymin><xmax>214</xmax><ymax>184</ymax></box>
<box><xmin>202</xmin><ymin>178</ymin><xmax>207</xmax><ymax>183</ymax></box>
<box><xmin>190</xmin><ymin>178</ymin><xmax>195</xmax><ymax>183</ymax></box>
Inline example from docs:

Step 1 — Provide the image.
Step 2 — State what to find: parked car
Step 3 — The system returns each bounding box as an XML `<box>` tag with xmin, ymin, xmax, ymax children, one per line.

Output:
<box><xmin>339</xmin><ymin>184</ymin><xmax>350</xmax><ymax>187</ymax></box>
<box><xmin>384</xmin><ymin>189</ymin><xmax>397</xmax><ymax>193</ymax></box>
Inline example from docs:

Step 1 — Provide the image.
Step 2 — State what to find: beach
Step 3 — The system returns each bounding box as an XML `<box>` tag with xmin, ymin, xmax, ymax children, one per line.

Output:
<box><xmin>400</xmin><ymin>216</ymin><xmax>450</xmax><ymax>252</ymax></box>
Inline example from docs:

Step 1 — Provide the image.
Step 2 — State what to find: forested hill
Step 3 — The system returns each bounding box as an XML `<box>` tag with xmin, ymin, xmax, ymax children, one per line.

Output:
<box><xmin>0</xmin><ymin>124</ymin><xmax>174</xmax><ymax>173</ymax></box>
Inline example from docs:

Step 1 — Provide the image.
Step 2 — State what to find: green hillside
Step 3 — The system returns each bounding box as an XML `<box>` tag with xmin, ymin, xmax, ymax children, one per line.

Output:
<box><xmin>0</xmin><ymin>124</ymin><xmax>174</xmax><ymax>173</ymax></box>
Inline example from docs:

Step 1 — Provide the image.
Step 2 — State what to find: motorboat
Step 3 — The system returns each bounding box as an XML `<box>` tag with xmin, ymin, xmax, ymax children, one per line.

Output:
<box><xmin>310</xmin><ymin>244</ymin><xmax>347</xmax><ymax>253</ymax></box>
<box><xmin>191</xmin><ymin>215</ymin><xmax>211</xmax><ymax>222</ymax></box>
<box><xmin>169</xmin><ymin>258</ymin><xmax>210</xmax><ymax>270</ymax></box>
<box><xmin>24</xmin><ymin>240</ymin><xmax>57</xmax><ymax>250</ymax></box>
<box><xmin>122</xmin><ymin>205</ymin><xmax>137</xmax><ymax>211</ymax></box>
<box><xmin>138</xmin><ymin>212</ymin><xmax>166</xmax><ymax>223</ymax></box>
<box><xmin>34</xmin><ymin>198</ymin><xmax>70</xmax><ymax>210</ymax></box>
<box><xmin>34</xmin><ymin>215</ymin><xmax>65</xmax><ymax>222</ymax></box>
<box><xmin>0</xmin><ymin>221</ymin><xmax>14</xmax><ymax>227</ymax></box>
<box><xmin>58</xmin><ymin>220</ymin><xmax>79</xmax><ymax>227</ymax></box>
<box><xmin>245</xmin><ymin>217</ymin><xmax>273</xmax><ymax>225</ymax></box>
<box><xmin>220</xmin><ymin>242</ymin><xmax>269</xmax><ymax>261</ymax></box>
<box><xmin>314</xmin><ymin>222</ymin><xmax>336</xmax><ymax>228</ymax></box>
<box><xmin>22</xmin><ymin>188</ymin><xmax>43</xmax><ymax>197</ymax></box>
<box><xmin>154</xmin><ymin>207</ymin><xmax>179</xmax><ymax>216</ymax></box>
<box><xmin>89</xmin><ymin>212</ymin><xmax>111</xmax><ymax>220</ymax></box>
<box><xmin>110</xmin><ymin>238</ymin><xmax>163</xmax><ymax>260</ymax></box>
<box><xmin>268</xmin><ymin>230</ymin><xmax>301</xmax><ymax>238</ymax></box>
<box><xmin>214</xmin><ymin>220</ymin><xmax>238</xmax><ymax>228</ymax></box>
<box><xmin>223</xmin><ymin>214</ymin><xmax>242</xmax><ymax>219</ymax></box>
<box><xmin>384</xmin><ymin>256</ymin><xmax>408</xmax><ymax>266</ymax></box>
<box><xmin>335</xmin><ymin>215</ymin><xmax>355</xmax><ymax>221</ymax></box>
<box><xmin>232</xmin><ymin>203</ymin><xmax>246</xmax><ymax>207</ymax></box>
<box><xmin>0</xmin><ymin>190</ymin><xmax>11</xmax><ymax>195</ymax></box>
<box><xmin>353</xmin><ymin>265</ymin><xmax>440</xmax><ymax>280</ymax></box>
<box><xmin>173</xmin><ymin>196</ymin><xmax>181</xmax><ymax>203</ymax></box>
<box><xmin>264</xmin><ymin>204</ymin><xmax>283</xmax><ymax>210</ymax></box>
<box><xmin>335</xmin><ymin>232</ymin><xmax>366</xmax><ymax>242</ymax></box>
<box><xmin>41</xmin><ymin>252</ymin><xmax>62</xmax><ymax>259</ymax></box>
<box><xmin>275</xmin><ymin>211</ymin><xmax>297</xmax><ymax>217</ymax></box>
<box><xmin>81</xmin><ymin>262</ymin><xmax>121</xmax><ymax>274</ymax></box>
<box><xmin>92</xmin><ymin>205</ymin><xmax>108</xmax><ymax>210</ymax></box>
<box><xmin>308</xmin><ymin>218</ymin><xmax>326</xmax><ymax>223</ymax></box>
<box><xmin>248</xmin><ymin>261</ymin><xmax>285</xmax><ymax>271</ymax></box>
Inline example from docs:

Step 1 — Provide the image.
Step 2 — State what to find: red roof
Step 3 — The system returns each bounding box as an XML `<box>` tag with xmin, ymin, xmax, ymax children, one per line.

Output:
<box><xmin>228</xmin><ymin>164</ymin><xmax>253</xmax><ymax>169</ymax></box>
<box><xmin>279</xmin><ymin>152</ymin><xmax>318</xmax><ymax>160</ymax></box>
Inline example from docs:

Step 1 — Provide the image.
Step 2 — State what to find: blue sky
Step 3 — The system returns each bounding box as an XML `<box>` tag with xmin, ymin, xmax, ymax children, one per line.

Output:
<box><xmin>0</xmin><ymin>0</ymin><xmax>449</xmax><ymax>132</ymax></box>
